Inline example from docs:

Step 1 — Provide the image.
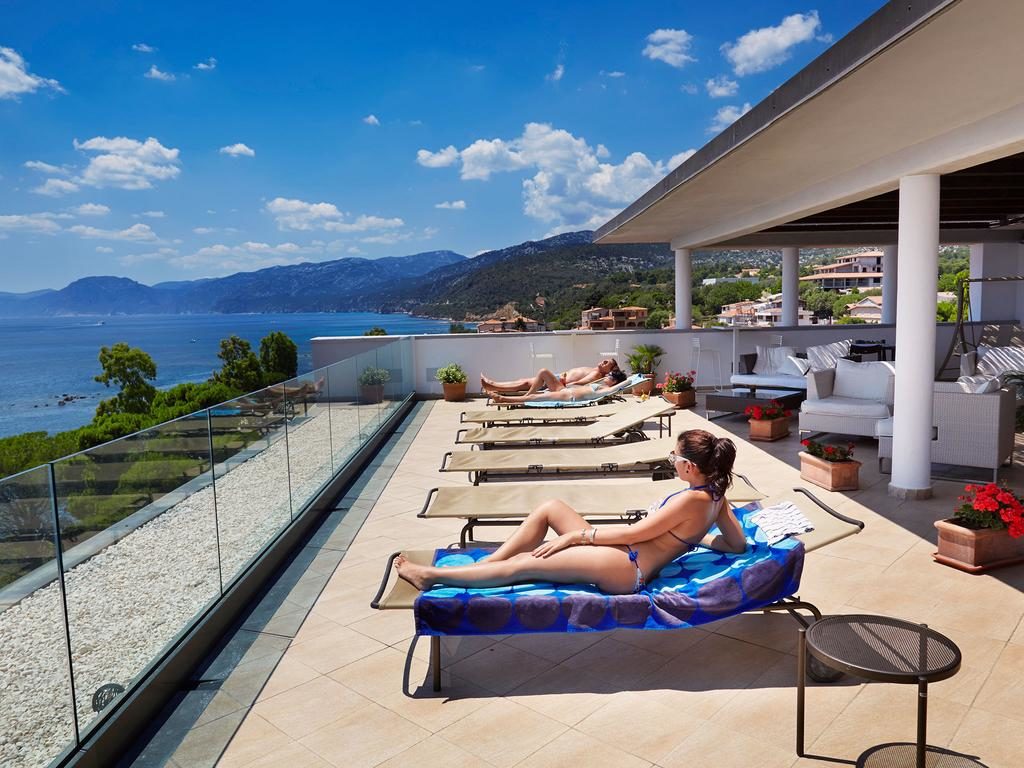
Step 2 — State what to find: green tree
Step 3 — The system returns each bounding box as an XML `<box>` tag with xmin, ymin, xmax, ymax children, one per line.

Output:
<box><xmin>801</xmin><ymin>288</ymin><xmax>837</xmax><ymax>319</ymax></box>
<box><xmin>936</xmin><ymin>300</ymin><xmax>957</xmax><ymax>322</ymax></box>
<box><xmin>214</xmin><ymin>335</ymin><xmax>264</xmax><ymax>393</ymax></box>
<box><xmin>259</xmin><ymin>331</ymin><xmax>298</xmax><ymax>383</ymax></box>
<box><xmin>832</xmin><ymin>290</ymin><xmax>860</xmax><ymax>320</ymax></box>
<box><xmin>364</xmin><ymin>326</ymin><xmax>388</xmax><ymax>336</ymax></box>
<box><xmin>646</xmin><ymin>308</ymin><xmax>670</xmax><ymax>329</ymax></box>
<box><xmin>513</xmin><ymin>317</ymin><xmax>527</xmax><ymax>331</ymax></box>
<box><xmin>94</xmin><ymin>342</ymin><xmax>157</xmax><ymax>416</ymax></box>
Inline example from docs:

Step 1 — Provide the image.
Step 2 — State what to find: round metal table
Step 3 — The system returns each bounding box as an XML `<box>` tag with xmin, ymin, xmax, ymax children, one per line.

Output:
<box><xmin>797</xmin><ymin>615</ymin><xmax>962</xmax><ymax>768</ymax></box>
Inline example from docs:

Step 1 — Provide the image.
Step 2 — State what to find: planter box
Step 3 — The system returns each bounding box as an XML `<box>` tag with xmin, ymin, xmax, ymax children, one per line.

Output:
<box><xmin>663</xmin><ymin>389</ymin><xmax>696</xmax><ymax>409</ymax></box>
<box><xmin>748</xmin><ymin>417</ymin><xmax>789</xmax><ymax>442</ymax></box>
<box><xmin>799</xmin><ymin>451</ymin><xmax>860</xmax><ymax>491</ymax></box>
<box><xmin>442</xmin><ymin>382</ymin><xmax>467</xmax><ymax>402</ymax></box>
<box><xmin>934</xmin><ymin>518</ymin><xmax>1024</xmax><ymax>573</ymax></box>
<box><xmin>359</xmin><ymin>384</ymin><xmax>384</xmax><ymax>404</ymax></box>
<box><xmin>633</xmin><ymin>379</ymin><xmax>654</xmax><ymax>397</ymax></box>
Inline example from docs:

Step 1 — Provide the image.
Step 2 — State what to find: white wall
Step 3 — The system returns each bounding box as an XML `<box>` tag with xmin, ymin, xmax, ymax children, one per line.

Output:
<box><xmin>969</xmin><ymin>242</ymin><xmax>1023</xmax><ymax>321</ymax></box>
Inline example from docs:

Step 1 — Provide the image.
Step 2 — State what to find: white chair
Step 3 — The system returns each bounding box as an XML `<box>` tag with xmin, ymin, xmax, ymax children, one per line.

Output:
<box><xmin>599</xmin><ymin>337</ymin><xmax>621</xmax><ymax>363</ymax></box>
<box><xmin>691</xmin><ymin>336</ymin><xmax>725</xmax><ymax>392</ymax></box>
<box><xmin>529</xmin><ymin>341</ymin><xmax>556</xmax><ymax>374</ymax></box>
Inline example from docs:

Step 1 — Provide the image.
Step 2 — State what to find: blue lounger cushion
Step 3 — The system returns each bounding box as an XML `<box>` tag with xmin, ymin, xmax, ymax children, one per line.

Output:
<box><xmin>413</xmin><ymin>504</ymin><xmax>804</xmax><ymax>636</ymax></box>
<box><xmin>518</xmin><ymin>373</ymin><xmax>647</xmax><ymax>408</ymax></box>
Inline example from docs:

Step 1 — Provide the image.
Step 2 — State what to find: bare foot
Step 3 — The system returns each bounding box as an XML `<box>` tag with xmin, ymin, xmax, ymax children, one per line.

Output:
<box><xmin>394</xmin><ymin>554</ymin><xmax>433</xmax><ymax>591</ymax></box>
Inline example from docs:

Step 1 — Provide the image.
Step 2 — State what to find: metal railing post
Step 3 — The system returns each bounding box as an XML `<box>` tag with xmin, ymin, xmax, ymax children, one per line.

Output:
<box><xmin>48</xmin><ymin>462</ymin><xmax>82</xmax><ymax>745</ymax></box>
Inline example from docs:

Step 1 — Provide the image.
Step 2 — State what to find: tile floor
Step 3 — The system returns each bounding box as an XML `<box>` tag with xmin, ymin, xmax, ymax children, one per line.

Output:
<box><xmin>214</xmin><ymin>396</ymin><xmax>1024</xmax><ymax>768</ymax></box>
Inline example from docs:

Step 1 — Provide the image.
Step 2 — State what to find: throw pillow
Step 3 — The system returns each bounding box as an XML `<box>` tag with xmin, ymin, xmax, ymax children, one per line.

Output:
<box><xmin>832</xmin><ymin>358</ymin><xmax>895</xmax><ymax>401</ymax></box>
<box><xmin>752</xmin><ymin>344</ymin><xmax>776</xmax><ymax>375</ymax></box>
<box><xmin>957</xmin><ymin>374</ymin><xmax>1001</xmax><ymax>394</ymax></box>
<box><xmin>806</xmin><ymin>339</ymin><xmax>852</xmax><ymax>372</ymax></box>
<box><xmin>976</xmin><ymin>345</ymin><xmax>1024</xmax><ymax>377</ymax></box>
<box><xmin>784</xmin><ymin>355</ymin><xmax>811</xmax><ymax>376</ymax></box>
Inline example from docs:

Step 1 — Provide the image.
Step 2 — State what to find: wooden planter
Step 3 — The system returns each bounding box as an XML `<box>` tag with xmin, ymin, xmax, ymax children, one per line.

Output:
<box><xmin>799</xmin><ymin>452</ymin><xmax>860</xmax><ymax>491</ymax></box>
<box><xmin>442</xmin><ymin>382</ymin><xmax>467</xmax><ymax>402</ymax></box>
<box><xmin>633</xmin><ymin>378</ymin><xmax>654</xmax><ymax>396</ymax></box>
<box><xmin>934</xmin><ymin>518</ymin><xmax>1024</xmax><ymax>573</ymax></box>
<box><xmin>662</xmin><ymin>389</ymin><xmax>696</xmax><ymax>409</ymax></box>
<box><xmin>748</xmin><ymin>417</ymin><xmax>789</xmax><ymax>442</ymax></box>
<box><xmin>359</xmin><ymin>384</ymin><xmax>384</xmax><ymax>404</ymax></box>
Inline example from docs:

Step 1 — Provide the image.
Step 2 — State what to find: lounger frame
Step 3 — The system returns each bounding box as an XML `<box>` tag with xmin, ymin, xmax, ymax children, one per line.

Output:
<box><xmin>439</xmin><ymin>449</ymin><xmax>676</xmax><ymax>485</ymax></box>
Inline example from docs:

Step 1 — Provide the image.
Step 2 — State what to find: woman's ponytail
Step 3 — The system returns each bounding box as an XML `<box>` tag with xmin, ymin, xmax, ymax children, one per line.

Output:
<box><xmin>676</xmin><ymin>430</ymin><xmax>736</xmax><ymax>500</ymax></box>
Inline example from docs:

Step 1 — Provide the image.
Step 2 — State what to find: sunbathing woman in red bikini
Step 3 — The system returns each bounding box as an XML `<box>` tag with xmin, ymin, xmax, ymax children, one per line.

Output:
<box><xmin>481</xmin><ymin>358</ymin><xmax>620</xmax><ymax>396</ymax></box>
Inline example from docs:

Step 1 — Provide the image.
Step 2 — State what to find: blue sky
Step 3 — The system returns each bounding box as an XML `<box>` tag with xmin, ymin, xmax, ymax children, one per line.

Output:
<box><xmin>0</xmin><ymin>1</ymin><xmax>885</xmax><ymax>292</ymax></box>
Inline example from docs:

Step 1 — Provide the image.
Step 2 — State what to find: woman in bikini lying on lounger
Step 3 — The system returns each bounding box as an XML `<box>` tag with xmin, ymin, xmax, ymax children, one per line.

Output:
<box><xmin>481</xmin><ymin>358</ymin><xmax>620</xmax><ymax>396</ymax></box>
<box><xmin>488</xmin><ymin>369</ymin><xmax>629</xmax><ymax>404</ymax></box>
<box><xmin>395</xmin><ymin>429</ymin><xmax>747</xmax><ymax>595</ymax></box>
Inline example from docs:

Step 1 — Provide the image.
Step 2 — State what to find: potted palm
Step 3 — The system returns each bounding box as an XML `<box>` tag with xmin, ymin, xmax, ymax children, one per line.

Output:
<box><xmin>799</xmin><ymin>438</ymin><xmax>860</xmax><ymax>490</ymax></box>
<box><xmin>658</xmin><ymin>370</ymin><xmax>697</xmax><ymax>408</ymax></box>
<box><xmin>626</xmin><ymin>344</ymin><xmax>665</xmax><ymax>396</ymax></box>
<box><xmin>436</xmin><ymin>363</ymin><xmax>468</xmax><ymax>402</ymax></box>
<box><xmin>357</xmin><ymin>366</ymin><xmax>390</xmax><ymax>404</ymax></box>
<box><xmin>744</xmin><ymin>400</ymin><xmax>791</xmax><ymax>441</ymax></box>
<box><xmin>934</xmin><ymin>483</ymin><xmax>1024</xmax><ymax>573</ymax></box>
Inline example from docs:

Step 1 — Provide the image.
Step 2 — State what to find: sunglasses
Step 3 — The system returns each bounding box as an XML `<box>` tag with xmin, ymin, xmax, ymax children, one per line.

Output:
<box><xmin>667</xmin><ymin>452</ymin><xmax>694</xmax><ymax>466</ymax></box>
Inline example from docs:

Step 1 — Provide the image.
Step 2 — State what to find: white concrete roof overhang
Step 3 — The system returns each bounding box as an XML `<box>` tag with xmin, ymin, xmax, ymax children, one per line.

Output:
<box><xmin>594</xmin><ymin>0</ymin><xmax>1024</xmax><ymax>250</ymax></box>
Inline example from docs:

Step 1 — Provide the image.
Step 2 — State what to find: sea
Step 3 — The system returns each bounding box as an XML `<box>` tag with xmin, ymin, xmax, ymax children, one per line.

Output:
<box><xmin>0</xmin><ymin>313</ymin><xmax>456</xmax><ymax>439</ymax></box>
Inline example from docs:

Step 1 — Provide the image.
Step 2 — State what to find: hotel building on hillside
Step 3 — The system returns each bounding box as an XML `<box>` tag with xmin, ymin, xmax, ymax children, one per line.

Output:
<box><xmin>579</xmin><ymin>305</ymin><xmax>648</xmax><ymax>330</ymax></box>
<box><xmin>800</xmin><ymin>249</ymin><xmax>885</xmax><ymax>290</ymax></box>
<box><xmin>476</xmin><ymin>316</ymin><xmax>544</xmax><ymax>333</ymax></box>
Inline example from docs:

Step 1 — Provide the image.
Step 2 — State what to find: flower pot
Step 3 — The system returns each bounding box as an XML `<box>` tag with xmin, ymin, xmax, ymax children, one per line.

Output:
<box><xmin>359</xmin><ymin>384</ymin><xmax>384</xmax><ymax>404</ymax></box>
<box><xmin>633</xmin><ymin>378</ymin><xmax>654</xmax><ymax>396</ymax></box>
<box><xmin>442</xmin><ymin>382</ymin><xmax>467</xmax><ymax>402</ymax></box>
<box><xmin>799</xmin><ymin>451</ymin><xmax>860</xmax><ymax>491</ymax></box>
<box><xmin>748</xmin><ymin>417</ymin><xmax>789</xmax><ymax>442</ymax></box>
<box><xmin>934</xmin><ymin>518</ymin><xmax>1024</xmax><ymax>573</ymax></box>
<box><xmin>662</xmin><ymin>389</ymin><xmax>696</xmax><ymax>409</ymax></box>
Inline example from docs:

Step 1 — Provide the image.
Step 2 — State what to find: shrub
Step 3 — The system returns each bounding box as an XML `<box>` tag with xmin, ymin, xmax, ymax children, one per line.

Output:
<box><xmin>358</xmin><ymin>366</ymin><xmax>391</xmax><ymax>386</ymax></box>
<box><xmin>364</xmin><ymin>327</ymin><xmax>388</xmax><ymax>336</ymax></box>
<box><xmin>626</xmin><ymin>344</ymin><xmax>665</xmax><ymax>375</ymax></box>
<box><xmin>801</xmin><ymin>438</ymin><xmax>855</xmax><ymax>462</ymax></box>
<box><xmin>955</xmin><ymin>483</ymin><xmax>1024</xmax><ymax>537</ymax></box>
<box><xmin>435</xmin><ymin>364</ymin><xmax>467</xmax><ymax>384</ymax></box>
<box><xmin>745</xmin><ymin>400</ymin><xmax>791</xmax><ymax>420</ymax></box>
<box><xmin>660</xmin><ymin>370</ymin><xmax>696</xmax><ymax>393</ymax></box>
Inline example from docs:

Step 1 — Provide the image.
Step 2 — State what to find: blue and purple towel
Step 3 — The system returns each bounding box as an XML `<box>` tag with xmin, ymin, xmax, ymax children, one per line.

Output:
<box><xmin>413</xmin><ymin>504</ymin><xmax>804</xmax><ymax>636</ymax></box>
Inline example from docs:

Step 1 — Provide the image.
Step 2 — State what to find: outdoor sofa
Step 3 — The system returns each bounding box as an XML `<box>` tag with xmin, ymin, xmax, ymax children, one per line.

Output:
<box><xmin>798</xmin><ymin>358</ymin><xmax>895</xmax><ymax>438</ymax></box>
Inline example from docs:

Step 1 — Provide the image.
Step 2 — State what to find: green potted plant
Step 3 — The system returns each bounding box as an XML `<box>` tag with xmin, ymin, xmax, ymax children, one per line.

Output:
<box><xmin>799</xmin><ymin>438</ymin><xmax>860</xmax><ymax>491</ymax></box>
<box><xmin>357</xmin><ymin>366</ymin><xmax>390</xmax><ymax>404</ymax></box>
<box><xmin>657</xmin><ymin>370</ymin><xmax>697</xmax><ymax>409</ymax></box>
<box><xmin>934</xmin><ymin>483</ymin><xmax>1024</xmax><ymax>573</ymax></box>
<box><xmin>436</xmin><ymin>363</ymin><xmax>468</xmax><ymax>402</ymax></box>
<box><xmin>626</xmin><ymin>344</ymin><xmax>665</xmax><ymax>396</ymax></box>
<box><xmin>744</xmin><ymin>400</ymin><xmax>792</xmax><ymax>442</ymax></box>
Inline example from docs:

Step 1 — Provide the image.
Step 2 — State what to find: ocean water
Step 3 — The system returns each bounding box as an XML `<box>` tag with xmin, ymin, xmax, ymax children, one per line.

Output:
<box><xmin>0</xmin><ymin>313</ymin><xmax>454</xmax><ymax>438</ymax></box>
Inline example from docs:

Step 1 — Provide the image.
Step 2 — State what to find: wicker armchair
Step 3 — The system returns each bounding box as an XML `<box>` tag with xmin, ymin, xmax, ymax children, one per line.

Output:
<box><xmin>798</xmin><ymin>364</ymin><xmax>894</xmax><ymax>438</ymax></box>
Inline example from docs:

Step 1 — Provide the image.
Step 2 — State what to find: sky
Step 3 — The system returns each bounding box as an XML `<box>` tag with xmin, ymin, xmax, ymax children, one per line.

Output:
<box><xmin>0</xmin><ymin>1</ymin><xmax>886</xmax><ymax>292</ymax></box>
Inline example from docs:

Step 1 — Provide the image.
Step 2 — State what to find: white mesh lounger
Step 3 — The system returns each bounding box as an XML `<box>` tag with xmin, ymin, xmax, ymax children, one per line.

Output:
<box><xmin>460</xmin><ymin>400</ymin><xmax>629</xmax><ymax>427</ymax></box>
<box><xmin>419</xmin><ymin>474</ymin><xmax>766</xmax><ymax>546</ymax></box>
<box><xmin>455</xmin><ymin>397</ymin><xmax>676</xmax><ymax>448</ymax></box>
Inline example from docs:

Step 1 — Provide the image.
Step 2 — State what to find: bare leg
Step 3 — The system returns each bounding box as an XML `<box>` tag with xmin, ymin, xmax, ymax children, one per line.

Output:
<box><xmin>489</xmin><ymin>500</ymin><xmax>590</xmax><ymax>561</ymax></box>
<box><xmin>524</xmin><ymin>369</ymin><xmax>563</xmax><ymax>395</ymax></box>
<box><xmin>491</xmin><ymin>388</ymin><xmax>577</xmax><ymax>404</ymax></box>
<box><xmin>481</xmin><ymin>374</ymin><xmax>533</xmax><ymax>393</ymax></box>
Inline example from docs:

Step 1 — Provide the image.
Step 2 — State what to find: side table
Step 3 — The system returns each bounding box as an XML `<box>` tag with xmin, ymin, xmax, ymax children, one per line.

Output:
<box><xmin>797</xmin><ymin>614</ymin><xmax>961</xmax><ymax>768</ymax></box>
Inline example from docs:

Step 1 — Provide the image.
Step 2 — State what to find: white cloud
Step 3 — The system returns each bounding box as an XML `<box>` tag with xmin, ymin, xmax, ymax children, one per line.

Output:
<box><xmin>680</xmin><ymin>83</ymin><xmax>698</xmax><ymax>95</ymax></box>
<box><xmin>193</xmin><ymin>226</ymin><xmax>214</xmax><ymax>234</ymax></box>
<box><xmin>73</xmin><ymin>136</ymin><xmax>181</xmax><ymax>190</ymax></box>
<box><xmin>119</xmin><ymin>247</ymin><xmax>178</xmax><ymax>266</ymax></box>
<box><xmin>33</xmin><ymin>178</ymin><xmax>80</xmax><ymax>196</ymax></box>
<box><xmin>435</xmin><ymin>200</ymin><xmax>466</xmax><ymax>210</ymax></box>
<box><xmin>139</xmin><ymin>210</ymin><xmax>164</xmax><ymax>218</ymax></box>
<box><xmin>0</xmin><ymin>213</ymin><xmax>63</xmax><ymax>234</ymax></box>
<box><xmin>705</xmin><ymin>75</ymin><xmax>739</xmax><ymax>98</ymax></box>
<box><xmin>0</xmin><ymin>47</ymin><xmax>64</xmax><ymax>100</ymax></box>
<box><xmin>194</xmin><ymin>57</ymin><xmax>217</xmax><ymax>71</ymax></box>
<box><xmin>708</xmin><ymin>102</ymin><xmax>753</xmax><ymax>133</ymax></box>
<box><xmin>642</xmin><ymin>29</ymin><xmax>695</xmax><ymax>68</ymax></box>
<box><xmin>95</xmin><ymin>245</ymin><xmax>114</xmax><ymax>253</ymax></box>
<box><xmin>668</xmin><ymin>149</ymin><xmax>697</xmax><ymax>168</ymax></box>
<box><xmin>265</xmin><ymin>197</ymin><xmax>405</xmax><ymax>234</ymax></box>
<box><xmin>69</xmin><ymin>223</ymin><xmax>158</xmax><ymax>241</ymax></box>
<box><xmin>722</xmin><ymin>11</ymin><xmax>823</xmax><ymax>76</ymax></box>
<box><xmin>362</xmin><ymin>114</ymin><xmax>380</xmax><ymax>126</ymax></box>
<box><xmin>172</xmin><ymin>241</ymin><xmax>319</xmax><ymax>271</ymax></box>
<box><xmin>132</xmin><ymin>43</ymin><xmax>156</xmax><ymax>53</ymax></box>
<box><xmin>73</xmin><ymin>203</ymin><xmax>110</xmax><ymax>216</ymax></box>
<box><xmin>144</xmin><ymin>65</ymin><xmax>175</xmax><ymax>82</ymax></box>
<box><xmin>600</xmin><ymin>70</ymin><xmax>625</xmax><ymax>78</ymax></box>
<box><xmin>417</xmin><ymin>122</ymin><xmax>696</xmax><ymax>234</ymax></box>
<box><xmin>416</xmin><ymin>145</ymin><xmax>459</xmax><ymax>168</ymax></box>
<box><xmin>24</xmin><ymin>160</ymin><xmax>68</xmax><ymax>175</ymax></box>
<box><xmin>546</xmin><ymin>63</ymin><xmax>564</xmax><ymax>82</ymax></box>
<box><xmin>469</xmin><ymin>64</ymin><xmax>486</xmax><ymax>72</ymax></box>
<box><xmin>219</xmin><ymin>142</ymin><xmax>255</xmax><ymax>157</ymax></box>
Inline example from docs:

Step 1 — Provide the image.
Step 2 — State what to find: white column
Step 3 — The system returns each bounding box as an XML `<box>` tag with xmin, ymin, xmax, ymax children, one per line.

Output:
<box><xmin>890</xmin><ymin>174</ymin><xmax>940</xmax><ymax>500</ymax></box>
<box><xmin>881</xmin><ymin>245</ymin><xmax>897</xmax><ymax>325</ymax></box>
<box><xmin>674</xmin><ymin>248</ymin><xmax>692</xmax><ymax>330</ymax></box>
<box><xmin>781</xmin><ymin>246</ymin><xmax>799</xmax><ymax>326</ymax></box>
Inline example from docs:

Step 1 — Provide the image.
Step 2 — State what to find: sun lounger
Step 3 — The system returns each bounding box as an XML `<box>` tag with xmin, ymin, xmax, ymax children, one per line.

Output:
<box><xmin>455</xmin><ymin>397</ymin><xmax>676</xmax><ymax>448</ymax></box>
<box><xmin>460</xmin><ymin>400</ymin><xmax>629</xmax><ymax>427</ymax></box>
<box><xmin>488</xmin><ymin>372</ymin><xmax>649</xmax><ymax>409</ymax></box>
<box><xmin>419</xmin><ymin>475</ymin><xmax>766</xmax><ymax>545</ymax></box>
<box><xmin>371</xmin><ymin>487</ymin><xmax>864</xmax><ymax>690</ymax></box>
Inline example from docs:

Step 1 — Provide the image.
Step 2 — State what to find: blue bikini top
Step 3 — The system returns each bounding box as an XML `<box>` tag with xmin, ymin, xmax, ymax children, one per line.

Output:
<box><xmin>657</xmin><ymin>484</ymin><xmax>720</xmax><ymax>545</ymax></box>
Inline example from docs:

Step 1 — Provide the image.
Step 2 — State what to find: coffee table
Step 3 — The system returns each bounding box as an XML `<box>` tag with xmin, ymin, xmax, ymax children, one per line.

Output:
<box><xmin>704</xmin><ymin>388</ymin><xmax>804</xmax><ymax>420</ymax></box>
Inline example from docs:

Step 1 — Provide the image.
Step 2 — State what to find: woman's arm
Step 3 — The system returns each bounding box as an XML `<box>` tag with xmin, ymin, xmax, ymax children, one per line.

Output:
<box><xmin>698</xmin><ymin>500</ymin><xmax>747</xmax><ymax>554</ymax></box>
<box><xmin>567</xmin><ymin>367</ymin><xmax>601</xmax><ymax>385</ymax></box>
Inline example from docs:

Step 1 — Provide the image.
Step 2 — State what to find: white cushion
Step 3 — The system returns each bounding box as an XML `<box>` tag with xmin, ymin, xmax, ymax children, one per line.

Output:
<box><xmin>806</xmin><ymin>339</ymin><xmax>851</xmax><ymax>372</ymax></box>
<box><xmin>957</xmin><ymin>374</ymin><xmax>1001</xmax><ymax>394</ymax></box>
<box><xmin>730</xmin><ymin>373</ymin><xmax>808</xmax><ymax>390</ymax></box>
<box><xmin>976</xmin><ymin>345</ymin><xmax>1024</xmax><ymax>377</ymax></box>
<box><xmin>800</xmin><ymin>396</ymin><xmax>891</xmax><ymax>418</ymax></box>
<box><xmin>832</xmin><ymin>358</ymin><xmax>894</xmax><ymax>401</ymax></box>
<box><xmin>874</xmin><ymin>417</ymin><xmax>894</xmax><ymax>438</ymax></box>
<box><xmin>780</xmin><ymin>355</ymin><xmax>810</xmax><ymax>377</ymax></box>
<box><xmin>753</xmin><ymin>345</ymin><xmax>798</xmax><ymax>376</ymax></box>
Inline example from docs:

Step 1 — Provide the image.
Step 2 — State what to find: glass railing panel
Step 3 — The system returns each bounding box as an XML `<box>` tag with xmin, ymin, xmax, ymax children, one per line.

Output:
<box><xmin>326</xmin><ymin>355</ymin><xmax>361</xmax><ymax>470</ymax></box>
<box><xmin>208</xmin><ymin>390</ymin><xmax>292</xmax><ymax>585</ymax></box>
<box><xmin>282</xmin><ymin>369</ymin><xmax>333</xmax><ymax>511</ymax></box>
<box><xmin>354</xmin><ymin>346</ymin><xmax>384</xmax><ymax>438</ymax></box>
<box><xmin>375</xmin><ymin>340</ymin><xmax>402</xmax><ymax>421</ymax></box>
<box><xmin>400</xmin><ymin>337</ymin><xmax>415</xmax><ymax>399</ymax></box>
<box><xmin>0</xmin><ymin>464</ymin><xmax>77</xmax><ymax>768</ymax></box>
<box><xmin>51</xmin><ymin>411</ymin><xmax>220</xmax><ymax>737</ymax></box>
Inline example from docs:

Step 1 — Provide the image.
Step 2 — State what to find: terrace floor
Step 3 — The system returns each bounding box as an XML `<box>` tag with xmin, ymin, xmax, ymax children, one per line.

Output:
<box><xmin>211</xmin><ymin>395</ymin><xmax>1024</xmax><ymax>768</ymax></box>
